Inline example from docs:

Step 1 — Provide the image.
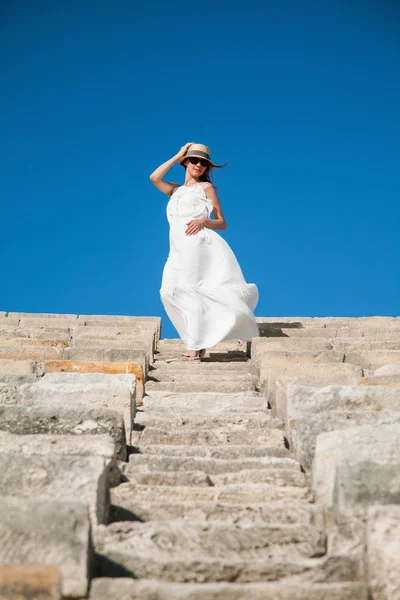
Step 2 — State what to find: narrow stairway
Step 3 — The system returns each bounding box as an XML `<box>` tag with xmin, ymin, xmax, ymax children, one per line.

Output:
<box><xmin>93</xmin><ymin>339</ymin><xmax>365</xmax><ymax>599</ymax></box>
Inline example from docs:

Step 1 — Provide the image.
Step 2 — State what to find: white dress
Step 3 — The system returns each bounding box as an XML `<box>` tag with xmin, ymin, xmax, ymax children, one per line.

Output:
<box><xmin>160</xmin><ymin>183</ymin><xmax>259</xmax><ymax>350</ymax></box>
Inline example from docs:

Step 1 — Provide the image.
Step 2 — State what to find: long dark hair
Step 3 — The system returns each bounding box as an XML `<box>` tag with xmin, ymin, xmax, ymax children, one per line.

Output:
<box><xmin>182</xmin><ymin>159</ymin><xmax>228</xmax><ymax>185</ymax></box>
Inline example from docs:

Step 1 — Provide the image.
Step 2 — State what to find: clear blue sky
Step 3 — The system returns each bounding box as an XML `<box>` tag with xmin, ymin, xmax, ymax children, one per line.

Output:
<box><xmin>1</xmin><ymin>1</ymin><xmax>399</xmax><ymax>338</ymax></box>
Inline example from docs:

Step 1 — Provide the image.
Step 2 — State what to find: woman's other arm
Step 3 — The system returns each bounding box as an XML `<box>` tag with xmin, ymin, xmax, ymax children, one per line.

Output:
<box><xmin>149</xmin><ymin>142</ymin><xmax>193</xmax><ymax>196</ymax></box>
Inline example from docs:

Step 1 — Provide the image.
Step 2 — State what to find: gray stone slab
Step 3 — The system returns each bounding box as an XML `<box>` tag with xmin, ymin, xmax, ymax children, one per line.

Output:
<box><xmin>9</xmin><ymin>312</ymin><xmax>78</xmax><ymax>320</ymax></box>
<box><xmin>94</xmin><ymin>520</ymin><xmax>326</xmax><ymax>581</ymax></box>
<box><xmin>135</xmin><ymin>426</ymin><xmax>284</xmax><ymax>447</ymax></box>
<box><xmin>19</xmin><ymin>372</ymin><xmax>136</xmax><ymax>443</ymax></box>
<box><xmin>0</xmin><ymin>404</ymin><xmax>127</xmax><ymax>460</ymax></box>
<box><xmin>0</xmin><ymin>496</ymin><xmax>90</xmax><ymax>598</ymax></box>
<box><xmin>126</xmin><ymin>454</ymin><xmax>299</xmax><ymax>475</ymax></box>
<box><xmin>295</xmin><ymin>410</ymin><xmax>400</xmax><ymax>471</ymax></box>
<box><xmin>109</xmin><ymin>498</ymin><xmax>320</xmax><ymax>526</ymax></box>
<box><xmin>143</xmin><ymin>392</ymin><xmax>266</xmax><ymax>415</ymax></box>
<box><xmin>112</xmin><ymin>482</ymin><xmax>309</xmax><ymax>509</ymax></box>
<box><xmin>145</xmin><ymin>380</ymin><xmax>255</xmax><ymax>393</ymax></box>
<box><xmin>90</xmin><ymin>579</ymin><xmax>367</xmax><ymax>600</ymax></box>
<box><xmin>134</xmin><ymin>412</ymin><xmax>280</xmax><ymax>430</ymax></box>
<box><xmin>0</xmin><ymin>451</ymin><xmax>110</xmax><ymax>524</ymax></box>
<box><xmin>366</xmin><ymin>504</ymin><xmax>400</xmax><ymax>600</ymax></box>
<box><xmin>135</xmin><ymin>444</ymin><xmax>289</xmax><ymax>459</ymax></box>
<box><xmin>312</xmin><ymin>424</ymin><xmax>400</xmax><ymax>522</ymax></box>
<box><xmin>268</xmin><ymin>364</ymin><xmax>361</xmax><ymax>420</ymax></box>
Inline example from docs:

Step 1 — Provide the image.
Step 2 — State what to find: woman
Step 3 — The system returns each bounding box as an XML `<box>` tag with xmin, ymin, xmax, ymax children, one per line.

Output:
<box><xmin>150</xmin><ymin>142</ymin><xmax>259</xmax><ymax>361</ymax></box>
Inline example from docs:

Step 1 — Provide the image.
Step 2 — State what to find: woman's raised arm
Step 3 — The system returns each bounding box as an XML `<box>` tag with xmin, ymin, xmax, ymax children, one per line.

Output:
<box><xmin>150</xmin><ymin>142</ymin><xmax>193</xmax><ymax>196</ymax></box>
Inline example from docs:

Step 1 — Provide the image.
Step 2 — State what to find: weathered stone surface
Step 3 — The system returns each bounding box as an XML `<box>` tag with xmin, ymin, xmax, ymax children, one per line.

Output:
<box><xmin>90</xmin><ymin>578</ymin><xmax>366</xmax><ymax>599</ymax></box>
<box><xmin>0</xmin><ymin>337</ymin><xmax>68</xmax><ymax>347</ymax></box>
<box><xmin>345</xmin><ymin>350</ymin><xmax>400</xmax><ymax>369</ymax></box>
<box><xmin>0</xmin><ymin>452</ymin><xmax>110</xmax><ymax>524</ymax></box>
<box><xmin>366</xmin><ymin>505</ymin><xmax>400</xmax><ymax>600</ymax></box>
<box><xmin>313</xmin><ymin>425</ymin><xmax>400</xmax><ymax>521</ymax></box>
<box><xmin>0</xmin><ymin>373</ymin><xmax>38</xmax><ymax>385</ymax></box>
<box><xmin>0</xmin><ymin>564</ymin><xmax>61</xmax><ymax>599</ymax></box>
<box><xmin>112</xmin><ymin>482</ymin><xmax>309</xmax><ymax>509</ymax></box>
<box><xmin>295</xmin><ymin>410</ymin><xmax>400</xmax><ymax>470</ymax></box>
<box><xmin>149</xmin><ymin>371</ymin><xmax>254</xmax><ymax>383</ymax></box>
<box><xmin>10</xmin><ymin>327</ymin><xmax>71</xmax><ymax>342</ymax></box>
<box><xmin>135</xmin><ymin>444</ymin><xmax>289</xmax><ymax>459</ymax></box>
<box><xmin>0</xmin><ymin>345</ymin><xmax>63</xmax><ymax>361</ymax></box>
<box><xmin>63</xmin><ymin>346</ymin><xmax>147</xmax><ymax>368</ymax></box>
<box><xmin>142</xmin><ymin>392</ymin><xmax>267</xmax><ymax>415</ymax></box>
<box><xmin>0</xmin><ymin>497</ymin><xmax>90</xmax><ymax>598</ymax></box>
<box><xmin>135</xmin><ymin>426</ymin><xmax>284</xmax><ymax>447</ymax></box>
<box><xmin>110</xmin><ymin>498</ymin><xmax>321</xmax><ymax>526</ymax></box>
<box><xmin>145</xmin><ymin>380</ymin><xmax>255</xmax><ymax>393</ymax></box>
<box><xmin>95</xmin><ymin>520</ymin><xmax>326</xmax><ymax>581</ymax></box>
<box><xmin>359</xmin><ymin>374</ymin><xmax>400</xmax><ymax>388</ymax></box>
<box><xmin>19</xmin><ymin>372</ymin><xmax>136</xmax><ymax>442</ymax></box>
<box><xmin>258</xmin><ymin>350</ymin><xmax>345</xmax><ymax>392</ymax></box>
<box><xmin>126</xmin><ymin>454</ymin><xmax>299</xmax><ymax>474</ymax></box>
<box><xmin>287</xmin><ymin>384</ymin><xmax>400</xmax><ymax>420</ymax></box>
<box><xmin>134</xmin><ymin>412</ymin><xmax>281</xmax><ymax>430</ymax></box>
<box><xmin>9</xmin><ymin>312</ymin><xmax>78</xmax><ymax>320</ymax></box>
<box><xmin>269</xmin><ymin>364</ymin><xmax>361</xmax><ymax>419</ymax></box>
<box><xmin>0</xmin><ymin>359</ymin><xmax>36</xmax><ymax>374</ymax></box>
<box><xmin>0</xmin><ymin>404</ymin><xmax>127</xmax><ymax>460</ymax></box>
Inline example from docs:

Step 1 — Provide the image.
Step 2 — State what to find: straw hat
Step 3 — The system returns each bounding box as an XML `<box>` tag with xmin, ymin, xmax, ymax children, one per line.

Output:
<box><xmin>179</xmin><ymin>143</ymin><xmax>215</xmax><ymax>168</ymax></box>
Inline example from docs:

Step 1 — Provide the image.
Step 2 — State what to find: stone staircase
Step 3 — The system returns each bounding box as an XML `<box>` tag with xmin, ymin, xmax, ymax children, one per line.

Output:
<box><xmin>92</xmin><ymin>338</ymin><xmax>365</xmax><ymax>599</ymax></box>
<box><xmin>2</xmin><ymin>313</ymin><xmax>400</xmax><ymax>599</ymax></box>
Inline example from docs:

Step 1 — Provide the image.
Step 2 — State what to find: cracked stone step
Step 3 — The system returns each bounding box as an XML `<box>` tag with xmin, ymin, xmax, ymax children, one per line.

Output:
<box><xmin>95</xmin><ymin>520</ymin><xmax>326</xmax><ymax>582</ymax></box>
<box><xmin>133</xmin><ymin>426</ymin><xmax>284</xmax><ymax>446</ymax></box>
<box><xmin>90</xmin><ymin>578</ymin><xmax>367</xmax><ymax>600</ymax></box>
<box><xmin>126</xmin><ymin>467</ymin><xmax>306</xmax><ymax>488</ymax></box>
<box><xmin>109</xmin><ymin>497</ymin><xmax>322</xmax><ymax>525</ymax></box>
<box><xmin>112</xmin><ymin>482</ymin><xmax>310</xmax><ymax>509</ymax></box>
<box><xmin>142</xmin><ymin>393</ymin><xmax>266</xmax><ymax>414</ymax></box>
<box><xmin>133</xmin><ymin>444</ymin><xmax>289</xmax><ymax>459</ymax></box>
<box><xmin>134</xmin><ymin>413</ymin><xmax>282</xmax><ymax>430</ymax></box>
<box><xmin>145</xmin><ymin>381</ymin><xmax>255</xmax><ymax>393</ymax></box>
<box><xmin>125</xmin><ymin>454</ymin><xmax>299</xmax><ymax>474</ymax></box>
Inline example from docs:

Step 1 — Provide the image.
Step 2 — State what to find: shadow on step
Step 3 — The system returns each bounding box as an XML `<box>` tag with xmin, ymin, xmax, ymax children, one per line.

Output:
<box><xmin>94</xmin><ymin>553</ymin><xmax>136</xmax><ymax>578</ymax></box>
<box><xmin>258</xmin><ymin>322</ymin><xmax>304</xmax><ymax>337</ymax></box>
<box><xmin>108</xmin><ymin>504</ymin><xmax>144</xmax><ymax>523</ymax></box>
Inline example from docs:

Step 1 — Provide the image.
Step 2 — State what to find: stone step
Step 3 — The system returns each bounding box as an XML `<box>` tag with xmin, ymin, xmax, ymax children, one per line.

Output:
<box><xmin>0</xmin><ymin>565</ymin><xmax>62</xmax><ymax>600</ymax></box>
<box><xmin>90</xmin><ymin>578</ymin><xmax>367</xmax><ymax>600</ymax></box>
<box><xmin>147</xmin><ymin>372</ymin><xmax>254</xmax><ymax>383</ymax></box>
<box><xmin>95</xmin><ymin>521</ymin><xmax>326</xmax><ymax>580</ymax></box>
<box><xmin>142</xmin><ymin>392</ymin><xmax>266</xmax><ymax>414</ymax></box>
<box><xmin>0</xmin><ymin>403</ymin><xmax>127</xmax><ymax>460</ymax></box>
<box><xmin>134</xmin><ymin>413</ymin><xmax>282</xmax><ymax>430</ymax></box>
<box><xmin>145</xmin><ymin>380</ymin><xmax>255</xmax><ymax>393</ymax></box>
<box><xmin>110</xmin><ymin>497</ymin><xmax>321</xmax><ymax>525</ymax></box>
<box><xmin>133</xmin><ymin>444</ymin><xmax>289</xmax><ymax>459</ymax></box>
<box><xmin>112</xmin><ymin>482</ymin><xmax>309</xmax><ymax>509</ymax></box>
<box><xmin>125</xmin><ymin>454</ymin><xmax>299</xmax><ymax>475</ymax></box>
<box><xmin>151</xmin><ymin>361</ymin><xmax>252</xmax><ymax>372</ymax></box>
<box><xmin>132</xmin><ymin>426</ymin><xmax>284</xmax><ymax>447</ymax></box>
<box><xmin>126</xmin><ymin>467</ymin><xmax>306</xmax><ymax>488</ymax></box>
<box><xmin>0</xmin><ymin>358</ymin><xmax>36</xmax><ymax>374</ymax></box>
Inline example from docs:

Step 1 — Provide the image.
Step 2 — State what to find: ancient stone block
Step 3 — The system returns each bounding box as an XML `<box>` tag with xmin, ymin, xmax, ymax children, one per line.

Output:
<box><xmin>0</xmin><ymin>404</ymin><xmax>126</xmax><ymax>460</ymax></box>
<box><xmin>19</xmin><ymin>372</ymin><xmax>136</xmax><ymax>443</ymax></box>
<box><xmin>0</xmin><ymin>497</ymin><xmax>90</xmax><ymax>598</ymax></box>
<box><xmin>0</xmin><ymin>451</ymin><xmax>110</xmax><ymax>524</ymax></box>
<box><xmin>312</xmin><ymin>424</ymin><xmax>400</xmax><ymax>522</ymax></box>
<box><xmin>366</xmin><ymin>504</ymin><xmax>400</xmax><ymax>600</ymax></box>
<box><xmin>295</xmin><ymin>410</ymin><xmax>400</xmax><ymax>471</ymax></box>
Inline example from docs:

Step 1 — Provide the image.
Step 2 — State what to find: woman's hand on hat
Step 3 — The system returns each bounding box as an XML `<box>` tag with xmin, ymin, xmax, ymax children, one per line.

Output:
<box><xmin>185</xmin><ymin>218</ymin><xmax>206</xmax><ymax>236</ymax></box>
<box><xmin>176</xmin><ymin>142</ymin><xmax>194</xmax><ymax>160</ymax></box>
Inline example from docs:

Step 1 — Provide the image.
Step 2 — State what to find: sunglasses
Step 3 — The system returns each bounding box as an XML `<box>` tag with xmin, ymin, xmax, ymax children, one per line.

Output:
<box><xmin>188</xmin><ymin>157</ymin><xmax>209</xmax><ymax>168</ymax></box>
